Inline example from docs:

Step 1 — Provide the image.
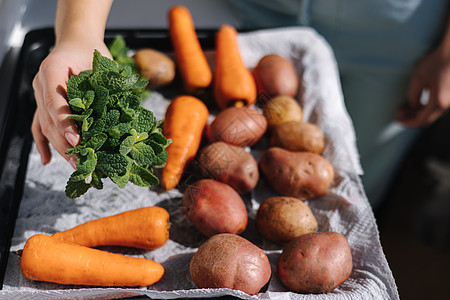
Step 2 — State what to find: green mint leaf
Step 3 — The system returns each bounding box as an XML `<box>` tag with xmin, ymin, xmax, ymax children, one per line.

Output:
<box><xmin>91</xmin><ymin>86</ymin><xmax>109</xmax><ymax>118</ymax></box>
<box><xmin>149</xmin><ymin>132</ymin><xmax>171</xmax><ymax>147</ymax></box>
<box><xmin>108</xmin><ymin>122</ymin><xmax>130</xmax><ymax>139</ymax></box>
<box><xmin>110</xmin><ymin>172</ymin><xmax>130</xmax><ymax>188</ymax></box>
<box><xmin>119</xmin><ymin>135</ymin><xmax>137</xmax><ymax>155</ymax></box>
<box><xmin>129</xmin><ymin>163</ymin><xmax>159</xmax><ymax>187</ymax></box>
<box><xmin>79</xmin><ymin>69</ymin><xmax>93</xmax><ymax>77</ymax></box>
<box><xmin>67</xmin><ymin>113</ymin><xmax>88</xmax><ymax>123</ymax></box>
<box><xmin>67</xmin><ymin>74</ymin><xmax>91</xmax><ymax>100</ymax></box>
<box><xmin>85</xmin><ymin>133</ymin><xmax>108</xmax><ymax>150</ymax></box>
<box><xmin>104</xmin><ymin>109</ymin><xmax>120</xmax><ymax>129</ymax></box>
<box><xmin>101</xmin><ymin>137</ymin><xmax>121</xmax><ymax>151</ymax></box>
<box><xmin>76</xmin><ymin>148</ymin><xmax>97</xmax><ymax>175</ymax></box>
<box><xmin>129</xmin><ymin>141</ymin><xmax>156</xmax><ymax>166</ymax></box>
<box><xmin>121</xmin><ymin>66</ymin><xmax>133</xmax><ymax>78</ymax></box>
<box><xmin>148</xmin><ymin>140</ymin><xmax>169</xmax><ymax>168</ymax></box>
<box><xmin>68</xmin><ymin>98</ymin><xmax>85</xmax><ymax>112</ymax></box>
<box><xmin>108</xmin><ymin>35</ymin><xmax>137</xmax><ymax>71</ymax></box>
<box><xmin>90</xmin><ymin>170</ymin><xmax>104</xmax><ymax>189</ymax></box>
<box><xmin>65</xmin><ymin>172</ymin><xmax>92</xmax><ymax>199</ymax></box>
<box><xmin>93</xmin><ymin>49</ymin><xmax>119</xmax><ymax>73</ymax></box>
<box><xmin>117</xmin><ymin>93</ymin><xmax>140</xmax><ymax>122</ymax></box>
<box><xmin>83</xmin><ymin>118</ymin><xmax>105</xmax><ymax>139</ymax></box>
<box><xmin>108</xmin><ymin>35</ymin><xmax>128</xmax><ymax>59</ymax></box>
<box><xmin>128</xmin><ymin>79</ymin><xmax>148</xmax><ymax>91</ymax></box>
<box><xmin>136</xmin><ymin>132</ymin><xmax>148</xmax><ymax>142</ymax></box>
<box><xmin>94</xmin><ymin>71</ymin><xmax>126</xmax><ymax>93</ymax></box>
<box><xmin>67</xmin><ymin>170</ymin><xmax>90</xmax><ymax>182</ymax></box>
<box><xmin>96</xmin><ymin>151</ymin><xmax>128</xmax><ymax>177</ymax></box>
<box><xmin>82</xmin><ymin>117</ymin><xmax>94</xmax><ymax>132</ymax></box>
<box><xmin>131</xmin><ymin>108</ymin><xmax>155</xmax><ymax>133</ymax></box>
<box><xmin>83</xmin><ymin>90</ymin><xmax>95</xmax><ymax>109</ymax></box>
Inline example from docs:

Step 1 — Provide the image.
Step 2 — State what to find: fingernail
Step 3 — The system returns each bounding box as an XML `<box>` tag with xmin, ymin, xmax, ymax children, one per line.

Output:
<box><xmin>65</xmin><ymin>132</ymin><xmax>79</xmax><ymax>147</ymax></box>
<box><xmin>69</xmin><ymin>156</ymin><xmax>77</xmax><ymax>170</ymax></box>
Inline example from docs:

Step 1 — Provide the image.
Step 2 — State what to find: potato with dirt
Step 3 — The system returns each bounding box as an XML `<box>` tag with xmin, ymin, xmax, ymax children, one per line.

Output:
<box><xmin>134</xmin><ymin>48</ymin><xmax>176</xmax><ymax>89</ymax></box>
<box><xmin>198</xmin><ymin>141</ymin><xmax>259</xmax><ymax>194</ymax></box>
<box><xmin>262</xmin><ymin>96</ymin><xmax>303</xmax><ymax>129</ymax></box>
<box><xmin>255</xmin><ymin>196</ymin><xmax>317</xmax><ymax>244</ymax></box>
<box><xmin>207</xmin><ymin>106</ymin><xmax>267</xmax><ymax>147</ymax></box>
<box><xmin>190</xmin><ymin>233</ymin><xmax>271</xmax><ymax>295</ymax></box>
<box><xmin>259</xmin><ymin>147</ymin><xmax>334</xmax><ymax>200</ymax></box>
<box><xmin>270</xmin><ymin>121</ymin><xmax>325</xmax><ymax>154</ymax></box>
<box><xmin>277</xmin><ymin>231</ymin><xmax>353</xmax><ymax>293</ymax></box>
<box><xmin>182</xmin><ymin>179</ymin><xmax>248</xmax><ymax>236</ymax></box>
<box><xmin>252</xmin><ymin>54</ymin><xmax>299</xmax><ymax>98</ymax></box>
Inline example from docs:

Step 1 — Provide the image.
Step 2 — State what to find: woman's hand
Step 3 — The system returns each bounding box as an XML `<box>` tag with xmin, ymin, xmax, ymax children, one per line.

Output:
<box><xmin>31</xmin><ymin>42</ymin><xmax>111</xmax><ymax>168</ymax></box>
<box><xmin>31</xmin><ymin>0</ymin><xmax>113</xmax><ymax>167</ymax></box>
<box><xmin>398</xmin><ymin>43</ymin><xmax>450</xmax><ymax>127</ymax></box>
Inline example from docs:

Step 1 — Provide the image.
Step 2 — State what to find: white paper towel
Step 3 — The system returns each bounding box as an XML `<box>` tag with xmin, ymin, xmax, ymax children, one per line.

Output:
<box><xmin>0</xmin><ymin>27</ymin><xmax>399</xmax><ymax>299</ymax></box>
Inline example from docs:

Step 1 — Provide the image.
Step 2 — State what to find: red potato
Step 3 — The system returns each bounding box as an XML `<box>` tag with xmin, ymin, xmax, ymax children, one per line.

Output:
<box><xmin>198</xmin><ymin>141</ymin><xmax>259</xmax><ymax>194</ymax></box>
<box><xmin>277</xmin><ymin>231</ymin><xmax>353</xmax><ymax>293</ymax></box>
<box><xmin>207</xmin><ymin>107</ymin><xmax>267</xmax><ymax>147</ymax></box>
<box><xmin>182</xmin><ymin>179</ymin><xmax>248</xmax><ymax>236</ymax></box>
<box><xmin>259</xmin><ymin>147</ymin><xmax>334</xmax><ymax>200</ymax></box>
<box><xmin>190</xmin><ymin>233</ymin><xmax>271</xmax><ymax>295</ymax></box>
<box><xmin>252</xmin><ymin>54</ymin><xmax>299</xmax><ymax>98</ymax></box>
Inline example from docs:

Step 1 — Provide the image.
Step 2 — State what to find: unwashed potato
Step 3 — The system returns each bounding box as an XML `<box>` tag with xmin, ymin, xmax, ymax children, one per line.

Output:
<box><xmin>207</xmin><ymin>107</ymin><xmax>267</xmax><ymax>147</ymax></box>
<box><xmin>270</xmin><ymin>121</ymin><xmax>325</xmax><ymax>154</ymax></box>
<box><xmin>182</xmin><ymin>179</ymin><xmax>248</xmax><ymax>236</ymax></box>
<box><xmin>252</xmin><ymin>54</ymin><xmax>299</xmax><ymax>98</ymax></box>
<box><xmin>190</xmin><ymin>233</ymin><xmax>271</xmax><ymax>295</ymax></box>
<box><xmin>259</xmin><ymin>147</ymin><xmax>334</xmax><ymax>200</ymax></box>
<box><xmin>198</xmin><ymin>141</ymin><xmax>259</xmax><ymax>194</ymax></box>
<box><xmin>255</xmin><ymin>196</ymin><xmax>317</xmax><ymax>244</ymax></box>
<box><xmin>277</xmin><ymin>231</ymin><xmax>353</xmax><ymax>293</ymax></box>
<box><xmin>134</xmin><ymin>48</ymin><xmax>175</xmax><ymax>89</ymax></box>
<box><xmin>262</xmin><ymin>96</ymin><xmax>303</xmax><ymax>129</ymax></box>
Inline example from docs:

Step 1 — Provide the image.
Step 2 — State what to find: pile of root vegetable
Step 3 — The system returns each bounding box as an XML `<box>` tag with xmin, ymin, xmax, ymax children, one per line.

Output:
<box><xmin>18</xmin><ymin>5</ymin><xmax>354</xmax><ymax>296</ymax></box>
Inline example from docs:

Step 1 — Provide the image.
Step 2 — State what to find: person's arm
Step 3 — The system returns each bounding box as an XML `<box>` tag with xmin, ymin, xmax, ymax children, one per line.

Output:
<box><xmin>398</xmin><ymin>14</ymin><xmax>450</xmax><ymax>127</ymax></box>
<box><xmin>32</xmin><ymin>0</ymin><xmax>113</xmax><ymax>168</ymax></box>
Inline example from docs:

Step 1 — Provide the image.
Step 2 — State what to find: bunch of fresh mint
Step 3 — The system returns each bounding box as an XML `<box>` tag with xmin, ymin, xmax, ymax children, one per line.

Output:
<box><xmin>65</xmin><ymin>49</ymin><xmax>170</xmax><ymax>199</ymax></box>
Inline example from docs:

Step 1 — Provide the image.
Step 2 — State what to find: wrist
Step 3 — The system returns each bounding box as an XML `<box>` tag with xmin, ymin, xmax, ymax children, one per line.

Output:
<box><xmin>54</xmin><ymin>0</ymin><xmax>113</xmax><ymax>48</ymax></box>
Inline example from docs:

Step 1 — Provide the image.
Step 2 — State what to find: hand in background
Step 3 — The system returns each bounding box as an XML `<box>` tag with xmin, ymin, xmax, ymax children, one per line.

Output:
<box><xmin>398</xmin><ymin>44</ymin><xmax>450</xmax><ymax>127</ymax></box>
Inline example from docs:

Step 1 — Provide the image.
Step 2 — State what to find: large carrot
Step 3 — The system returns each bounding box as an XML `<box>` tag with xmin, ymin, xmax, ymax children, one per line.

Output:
<box><xmin>162</xmin><ymin>95</ymin><xmax>209</xmax><ymax>190</ymax></box>
<box><xmin>214</xmin><ymin>25</ymin><xmax>257</xmax><ymax>110</ymax></box>
<box><xmin>168</xmin><ymin>5</ymin><xmax>213</xmax><ymax>96</ymax></box>
<box><xmin>20</xmin><ymin>234</ymin><xmax>164</xmax><ymax>287</ymax></box>
<box><xmin>52</xmin><ymin>206</ymin><xmax>170</xmax><ymax>250</ymax></box>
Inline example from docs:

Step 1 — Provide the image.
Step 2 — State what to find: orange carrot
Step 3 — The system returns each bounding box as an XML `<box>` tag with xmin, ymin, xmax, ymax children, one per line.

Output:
<box><xmin>168</xmin><ymin>5</ymin><xmax>213</xmax><ymax>96</ymax></box>
<box><xmin>162</xmin><ymin>95</ymin><xmax>209</xmax><ymax>190</ymax></box>
<box><xmin>52</xmin><ymin>206</ymin><xmax>170</xmax><ymax>250</ymax></box>
<box><xmin>20</xmin><ymin>234</ymin><xmax>165</xmax><ymax>287</ymax></box>
<box><xmin>214</xmin><ymin>25</ymin><xmax>257</xmax><ymax>110</ymax></box>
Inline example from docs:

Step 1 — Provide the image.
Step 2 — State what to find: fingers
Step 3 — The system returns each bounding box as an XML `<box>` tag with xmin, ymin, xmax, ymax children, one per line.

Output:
<box><xmin>397</xmin><ymin>88</ymin><xmax>447</xmax><ymax>127</ymax></box>
<box><xmin>32</xmin><ymin>61</ymin><xmax>79</xmax><ymax>168</ymax></box>
<box><xmin>405</xmin><ymin>75</ymin><xmax>425</xmax><ymax>110</ymax></box>
<box><xmin>31</xmin><ymin>111</ymin><xmax>52</xmax><ymax>165</ymax></box>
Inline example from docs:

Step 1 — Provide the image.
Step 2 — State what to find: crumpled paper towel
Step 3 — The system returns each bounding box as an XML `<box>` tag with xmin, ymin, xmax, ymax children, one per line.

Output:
<box><xmin>0</xmin><ymin>27</ymin><xmax>399</xmax><ymax>299</ymax></box>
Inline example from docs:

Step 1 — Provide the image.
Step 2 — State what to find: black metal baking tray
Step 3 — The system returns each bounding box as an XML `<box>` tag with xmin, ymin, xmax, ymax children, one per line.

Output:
<box><xmin>0</xmin><ymin>27</ymin><xmax>217</xmax><ymax>288</ymax></box>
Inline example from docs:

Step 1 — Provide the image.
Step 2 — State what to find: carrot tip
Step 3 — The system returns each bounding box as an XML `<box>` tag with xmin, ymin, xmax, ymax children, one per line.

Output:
<box><xmin>232</xmin><ymin>100</ymin><xmax>246</xmax><ymax>108</ymax></box>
